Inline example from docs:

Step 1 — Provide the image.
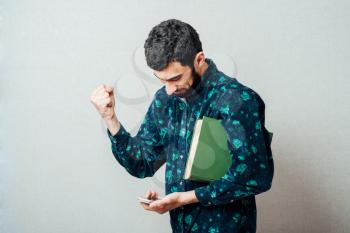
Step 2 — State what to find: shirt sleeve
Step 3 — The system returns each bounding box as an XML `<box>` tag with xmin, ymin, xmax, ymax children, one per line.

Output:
<box><xmin>106</xmin><ymin>95</ymin><xmax>167</xmax><ymax>178</ymax></box>
<box><xmin>194</xmin><ymin>88</ymin><xmax>274</xmax><ymax>206</ymax></box>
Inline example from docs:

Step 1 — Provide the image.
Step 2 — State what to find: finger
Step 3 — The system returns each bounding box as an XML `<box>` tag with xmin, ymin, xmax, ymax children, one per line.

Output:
<box><xmin>96</xmin><ymin>100</ymin><xmax>110</xmax><ymax>108</ymax></box>
<box><xmin>100</xmin><ymin>97</ymin><xmax>111</xmax><ymax>103</ymax></box>
<box><xmin>149</xmin><ymin>200</ymin><xmax>163</xmax><ymax>209</ymax></box>
<box><xmin>150</xmin><ymin>191</ymin><xmax>157</xmax><ymax>200</ymax></box>
<box><xmin>94</xmin><ymin>96</ymin><xmax>109</xmax><ymax>103</ymax></box>
<box><xmin>152</xmin><ymin>191</ymin><xmax>159</xmax><ymax>199</ymax></box>
<box><xmin>96</xmin><ymin>92</ymin><xmax>109</xmax><ymax>99</ymax></box>
<box><xmin>94</xmin><ymin>84</ymin><xmax>106</xmax><ymax>95</ymax></box>
<box><xmin>96</xmin><ymin>87</ymin><xmax>109</xmax><ymax>97</ymax></box>
<box><xmin>90</xmin><ymin>85</ymin><xmax>104</xmax><ymax>101</ymax></box>
<box><xmin>94</xmin><ymin>84</ymin><xmax>105</xmax><ymax>92</ymax></box>
<box><xmin>140</xmin><ymin>203</ymin><xmax>152</xmax><ymax>210</ymax></box>
<box><xmin>146</xmin><ymin>190</ymin><xmax>151</xmax><ymax>199</ymax></box>
<box><xmin>105</xmin><ymin>85</ymin><xmax>114</xmax><ymax>93</ymax></box>
<box><xmin>154</xmin><ymin>192</ymin><xmax>160</xmax><ymax>200</ymax></box>
<box><xmin>148</xmin><ymin>190</ymin><xmax>156</xmax><ymax>199</ymax></box>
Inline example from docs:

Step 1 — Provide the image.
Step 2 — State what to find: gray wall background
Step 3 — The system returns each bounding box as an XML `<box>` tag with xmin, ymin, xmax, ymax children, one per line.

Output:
<box><xmin>1</xmin><ymin>0</ymin><xmax>350</xmax><ymax>232</ymax></box>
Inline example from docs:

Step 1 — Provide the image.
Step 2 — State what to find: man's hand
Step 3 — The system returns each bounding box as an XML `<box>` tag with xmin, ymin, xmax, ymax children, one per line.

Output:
<box><xmin>90</xmin><ymin>84</ymin><xmax>116</xmax><ymax>119</ymax></box>
<box><xmin>140</xmin><ymin>190</ymin><xmax>199</xmax><ymax>214</ymax></box>
<box><xmin>90</xmin><ymin>84</ymin><xmax>120</xmax><ymax>135</ymax></box>
<box><xmin>140</xmin><ymin>190</ymin><xmax>161</xmax><ymax>210</ymax></box>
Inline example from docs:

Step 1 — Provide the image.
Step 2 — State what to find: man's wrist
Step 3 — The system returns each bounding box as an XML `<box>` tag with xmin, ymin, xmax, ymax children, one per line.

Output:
<box><xmin>179</xmin><ymin>190</ymin><xmax>199</xmax><ymax>206</ymax></box>
<box><xmin>103</xmin><ymin>115</ymin><xmax>120</xmax><ymax>136</ymax></box>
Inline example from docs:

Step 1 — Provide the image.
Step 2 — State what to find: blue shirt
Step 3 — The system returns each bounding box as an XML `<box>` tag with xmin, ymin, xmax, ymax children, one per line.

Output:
<box><xmin>107</xmin><ymin>58</ymin><xmax>274</xmax><ymax>233</ymax></box>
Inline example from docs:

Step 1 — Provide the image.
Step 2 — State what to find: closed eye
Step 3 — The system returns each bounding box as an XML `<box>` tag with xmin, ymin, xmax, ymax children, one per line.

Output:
<box><xmin>153</xmin><ymin>73</ymin><xmax>183</xmax><ymax>82</ymax></box>
<box><xmin>167</xmin><ymin>75</ymin><xmax>182</xmax><ymax>82</ymax></box>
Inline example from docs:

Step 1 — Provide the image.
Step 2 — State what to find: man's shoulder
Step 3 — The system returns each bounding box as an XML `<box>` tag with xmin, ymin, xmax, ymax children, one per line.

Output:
<box><xmin>215</xmin><ymin>73</ymin><xmax>262</xmax><ymax>103</ymax></box>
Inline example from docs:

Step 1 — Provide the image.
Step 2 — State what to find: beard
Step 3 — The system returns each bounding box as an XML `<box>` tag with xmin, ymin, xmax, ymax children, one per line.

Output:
<box><xmin>173</xmin><ymin>69</ymin><xmax>201</xmax><ymax>98</ymax></box>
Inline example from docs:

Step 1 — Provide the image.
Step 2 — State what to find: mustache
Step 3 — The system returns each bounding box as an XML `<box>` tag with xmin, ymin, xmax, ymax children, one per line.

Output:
<box><xmin>171</xmin><ymin>84</ymin><xmax>192</xmax><ymax>97</ymax></box>
<box><xmin>174</xmin><ymin>84</ymin><xmax>190</xmax><ymax>91</ymax></box>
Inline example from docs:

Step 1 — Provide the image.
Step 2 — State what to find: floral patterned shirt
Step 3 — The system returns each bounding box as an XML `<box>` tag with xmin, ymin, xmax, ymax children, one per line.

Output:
<box><xmin>107</xmin><ymin>58</ymin><xmax>274</xmax><ymax>233</ymax></box>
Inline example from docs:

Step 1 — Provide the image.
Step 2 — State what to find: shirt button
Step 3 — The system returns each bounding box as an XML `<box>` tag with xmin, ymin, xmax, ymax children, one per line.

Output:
<box><xmin>180</xmin><ymin>155</ymin><xmax>184</xmax><ymax>159</ymax></box>
<box><xmin>180</xmin><ymin>181</ymin><xmax>183</xmax><ymax>185</ymax></box>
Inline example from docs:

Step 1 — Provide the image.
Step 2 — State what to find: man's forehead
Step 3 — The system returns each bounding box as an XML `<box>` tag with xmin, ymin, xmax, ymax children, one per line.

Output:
<box><xmin>153</xmin><ymin>61</ymin><xmax>188</xmax><ymax>80</ymax></box>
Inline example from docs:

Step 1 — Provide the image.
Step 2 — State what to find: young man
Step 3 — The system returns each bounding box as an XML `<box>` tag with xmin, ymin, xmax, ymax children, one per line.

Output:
<box><xmin>90</xmin><ymin>19</ymin><xmax>274</xmax><ymax>233</ymax></box>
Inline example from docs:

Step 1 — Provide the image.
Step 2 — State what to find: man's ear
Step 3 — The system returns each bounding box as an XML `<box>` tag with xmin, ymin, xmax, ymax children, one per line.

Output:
<box><xmin>193</xmin><ymin>52</ymin><xmax>205</xmax><ymax>73</ymax></box>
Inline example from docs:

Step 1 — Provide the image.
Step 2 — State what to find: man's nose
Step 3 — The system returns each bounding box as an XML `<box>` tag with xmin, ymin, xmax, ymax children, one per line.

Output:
<box><xmin>165</xmin><ymin>83</ymin><xmax>177</xmax><ymax>96</ymax></box>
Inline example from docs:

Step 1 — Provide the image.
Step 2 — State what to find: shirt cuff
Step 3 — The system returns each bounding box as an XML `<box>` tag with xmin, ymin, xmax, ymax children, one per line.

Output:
<box><xmin>106</xmin><ymin>123</ymin><xmax>128</xmax><ymax>144</ymax></box>
<box><xmin>194</xmin><ymin>186</ymin><xmax>214</xmax><ymax>207</ymax></box>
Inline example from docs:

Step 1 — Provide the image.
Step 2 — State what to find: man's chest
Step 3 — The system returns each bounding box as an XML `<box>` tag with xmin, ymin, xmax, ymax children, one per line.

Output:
<box><xmin>164</xmin><ymin>94</ymin><xmax>225</xmax><ymax>156</ymax></box>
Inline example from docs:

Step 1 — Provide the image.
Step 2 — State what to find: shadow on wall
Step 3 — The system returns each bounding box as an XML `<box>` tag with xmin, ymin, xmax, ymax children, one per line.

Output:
<box><xmin>259</xmin><ymin>133</ymin><xmax>348</xmax><ymax>233</ymax></box>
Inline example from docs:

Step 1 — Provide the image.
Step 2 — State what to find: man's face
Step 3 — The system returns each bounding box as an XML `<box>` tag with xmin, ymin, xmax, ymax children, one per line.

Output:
<box><xmin>153</xmin><ymin>61</ymin><xmax>200</xmax><ymax>98</ymax></box>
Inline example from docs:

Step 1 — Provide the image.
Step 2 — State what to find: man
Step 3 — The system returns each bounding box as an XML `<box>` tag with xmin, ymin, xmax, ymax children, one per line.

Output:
<box><xmin>90</xmin><ymin>19</ymin><xmax>274</xmax><ymax>233</ymax></box>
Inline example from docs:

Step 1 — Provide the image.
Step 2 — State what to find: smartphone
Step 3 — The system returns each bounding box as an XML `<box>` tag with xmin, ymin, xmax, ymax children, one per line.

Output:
<box><xmin>138</xmin><ymin>197</ymin><xmax>155</xmax><ymax>205</ymax></box>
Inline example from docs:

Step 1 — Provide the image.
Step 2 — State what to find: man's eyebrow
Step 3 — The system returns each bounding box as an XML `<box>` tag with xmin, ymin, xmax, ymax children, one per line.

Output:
<box><xmin>153</xmin><ymin>73</ymin><xmax>182</xmax><ymax>81</ymax></box>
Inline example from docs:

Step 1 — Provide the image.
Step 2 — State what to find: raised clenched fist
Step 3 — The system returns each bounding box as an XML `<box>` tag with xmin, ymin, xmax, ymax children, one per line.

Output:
<box><xmin>90</xmin><ymin>84</ymin><xmax>116</xmax><ymax>120</ymax></box>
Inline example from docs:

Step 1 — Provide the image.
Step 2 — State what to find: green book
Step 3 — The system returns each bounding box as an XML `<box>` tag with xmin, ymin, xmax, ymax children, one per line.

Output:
<box><xmin>184</xmin><ymin>116</ymin><xmax>232</xmax><ymax>182</ymax></box>
<box><xmin>183</xmin><ymin>116</ymin><xmax>274</xmax><ymax>182</ymax></box>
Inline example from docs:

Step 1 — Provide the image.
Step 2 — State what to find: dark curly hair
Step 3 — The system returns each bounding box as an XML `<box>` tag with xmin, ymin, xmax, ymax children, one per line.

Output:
<box><xmin>144</xmin><ymin>19</ymin><xmax>203</xmax><ymax>71</ymax></box>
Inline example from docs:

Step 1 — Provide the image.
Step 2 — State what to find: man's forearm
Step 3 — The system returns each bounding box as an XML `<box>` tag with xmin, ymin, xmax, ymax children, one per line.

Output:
<box><xmin>104</xmin><ymin>115</ymin><xmax>121</xmax><ymax>136</ymax></box>
<box><xmin>180</xmin><ymin>190</ymin><xmax>199</xmax><ymax>205</ymax></box>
